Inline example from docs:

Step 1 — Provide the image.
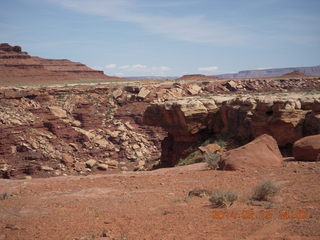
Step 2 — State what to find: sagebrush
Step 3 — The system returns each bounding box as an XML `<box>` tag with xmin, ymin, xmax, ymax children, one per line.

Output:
<box><xmin>205</xmin><ymin>152</ymin><xmax>220</xmax><ymax>169</ymax></box>
<box><xmin>251</xmin><ymin>180</ymin><xmax>279</xmax><ymax>201</ymax></box>
<box><xmin>209</xmin><ymin>190</ymin><xmax>238</xmax><ymax>208</ymax></box>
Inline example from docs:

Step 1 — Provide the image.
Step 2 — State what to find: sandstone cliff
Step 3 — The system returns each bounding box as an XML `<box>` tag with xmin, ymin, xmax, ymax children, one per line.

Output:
<box><xmin>1</xmin><ymin>69</ymin><xmax>320</xmax><ymax>177</ymax></box>
<box><xmin>144</xmin><ymin>93</ymin><xmax>320</xmax><ymax>166</ymax></box>
<box><xmin>0</xmin><ymin>43</ymin><xmax>118</xmax><ymax>86</ymax></box>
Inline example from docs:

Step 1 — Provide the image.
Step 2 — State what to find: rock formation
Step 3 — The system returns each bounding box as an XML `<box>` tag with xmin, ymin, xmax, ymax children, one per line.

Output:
<box><xmin>0</xmin><ymin>85</ymin><xmax>166</xmax><ymax>178</ymax></box>
<box><xmin>144</xmin><ymin>94</ymin><xmax>320</xmax><ymax>166</ymax></box>
<box><xmin>216</xmin><ymin>65</ymin><xmax>320</xmax><ymax>78</ymax></box>
<box><xmin>219</xmin><ymin>134</ymin><xmax>283</xmax><ymax>170</ymax></box>
<box><xmin>0</xmin><ymin>43</ymin><xmax>117</xmax><ymax>85</ymax></box>
<box><xmin>1</xmin><ymin>44</ymin><xmax>320</xmax><ymax>177</ymax></box>
<box><xmin>293</xmin><ymin>134</ymin><xmax>320</xmax><ymax>161</ymax></box>
<box><xmin>177</xmin><ymin>74</ymin><xmax>218</xmax><ymax>81</ymax></box>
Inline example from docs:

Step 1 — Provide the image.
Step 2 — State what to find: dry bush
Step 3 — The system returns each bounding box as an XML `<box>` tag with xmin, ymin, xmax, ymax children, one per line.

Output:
<box><xmin>205</xmin><ymin>152</ymin><xmax>221</xmax><ymax>169</ymax></box>
<box><xmin>209</xmin><ymin>190</ymin><xmax>238</xmax><ymax>208</ymax></box>
<box><xmin>251</xmin><ymin>180</ymin><xmax>279</xmax><ymax>201</ymax></box>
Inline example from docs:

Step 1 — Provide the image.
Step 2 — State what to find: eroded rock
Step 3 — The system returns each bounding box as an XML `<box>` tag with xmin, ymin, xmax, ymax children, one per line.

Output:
<box><xmin>293</xmin><ymin>135</ymin><xmax>320</xmax><ymax>161</ymax></box>
<box><xmin>219</xmin><ymin>134</ymin><xmax>283</xmax><ymax>170</ymax></box>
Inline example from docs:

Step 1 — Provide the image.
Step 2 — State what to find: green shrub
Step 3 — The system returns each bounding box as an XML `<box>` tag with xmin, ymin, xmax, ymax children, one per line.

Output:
<box><xmin>213</xmin><ymin>139</ymin><xmax>226</xmax><ymax>148</ymax></box>
<box><xmin>177</xmin><ymin>150</ymin><xmax>203</xmax><ymax>166</ymax></box>
<box><xmin>201</xmin><ymin>138</ymin><xmax>226</xmax><ymax>148</ymax></box>
<box><xmin>205</xmin><ymin>152</ymin><xmax>220</xmax><ymax>170</ymax></box>
<box><xmin>201</xmin><ymin>138</ymin><xmax>214</xmax><ymax>147</ymax></box>
<box><xmin>209</xmin><ymin>190</ymin><xmax>238</xmax><ymax>208</ymax></box>
<box><xmin>251</xmin><ymin>180</ymin><xmax>279</xmax><ymax>201</ymax></box>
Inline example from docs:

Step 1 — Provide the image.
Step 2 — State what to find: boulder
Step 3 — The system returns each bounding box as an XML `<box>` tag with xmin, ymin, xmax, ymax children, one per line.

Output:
<box><xmin>61</xmin><ymin>154</ymin><xmax>74</xmax><ymax>165</ymax></box>
<box><xmin>198</xmin><ymin>144</ymin><xmax>221</xmax><ymax>155</ymax></box>
<box><xmin>48</xmin><ymin>106</ymin><xmax>68</xmax><ymax>119</ymax></box>
<box><xmin>187</xmin><ymin>84</ymin><xmax>201</xmax><ymax>95</ymax></box>
<box><xmin>113</xmin><ymin>89</ymin><xmax>123</xmax><ymax>99</ymax></box>
<box><xmin>85</xmin><ymin>159</ymin><xmax>97</xmax><ymax>168</ymax></box>
<box><xmin>97</xmin><ymin>164</ymin><xmax>108</xmax><ymax>171</ymax></box>
<box><xmin>293</xmin><ymin>135</ymin><xmax>320</xmax><ymax>161</ymax></box>
<box><xmin>219</xmin><ymin>134</ymin><xmax>283</xmax><ymax>170</ymax></box>
<box><xmin>225</xmin><ymin>80</ymin><xmax>238</xmax><ymax>91</ymax></box>
<box><xmin>137</xmin><ymin>87</ymin><xmax>151</xmax><ymax>99</ymax></box>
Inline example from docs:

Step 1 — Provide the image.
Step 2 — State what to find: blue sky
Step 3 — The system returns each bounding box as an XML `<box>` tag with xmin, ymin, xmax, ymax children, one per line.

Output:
<box><xmin>1</xmin><ymin>0</ymin><xmax>320</xmax><ymax>76</ymax></box>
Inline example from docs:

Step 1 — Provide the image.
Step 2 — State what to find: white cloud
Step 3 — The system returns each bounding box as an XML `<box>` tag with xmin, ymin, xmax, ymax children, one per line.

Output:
<box><xmin>105</xmin><ymin>64</ymin><xmax>117</xmax><ymax>69</ymax></box>
<box><xmin>119</xmin><ymin>64</ymin><xmax>147</xmax><ymax>70</ymax></box>
<box><xmin>157</xmin><ymin>66</ymin><xmax>170</xmax><ymax>71</ymax></box>
<box><xmin>257</xmin><ymin>67</ymin><xmax>273</xmax><ymax>70</ymax></box>
<box><xmin>92</xmin><ymin>66</ymin><xmax>104</xmax><ymax>71</ymax></box>
<box><xmin>198</xmin><ymin>66</ymin><xmax>219</xmax><ymax>73</ymax></box>
<box><xmin>103</xmin><ymin>63</ymin><xmax>171</xmax><ymax>76</ymax></box>
<box><xmin>48</xmin><ymin>0</ymin><xmax>249</xmax><ymax>45</ymax></box>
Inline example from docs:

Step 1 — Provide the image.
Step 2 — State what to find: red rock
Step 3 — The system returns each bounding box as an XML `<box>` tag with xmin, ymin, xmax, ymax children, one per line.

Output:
<box><xmin>293</xmin><ymin>135</ymin><xmax>320</xmax><ymax>161</ymax></box>
<box><xmin>0</xmin><ymin>43</ymin><xmax>124</xmax><ymax>85</ymax></box>
<box><xmin>177</xmin><ymin>74</ymin><xmax>218</xmax><ymax>81</ymax></box>
<box><xmin>219</xmin><ymin>134</ymin><xmax>283</xmax><ymax>170</ymax></box>
<box><xmin>198</xmin><ymin>144</ymin><xmax>221</xmax><ymax>154</ymax></box>
<box><xmin>281</xmin><ymin>71</ymin><xmax>309</xmax><ymax>78</ymax></box>
<box><xmin>62</xmin><ymin>154</ymin><xmax>74</xmax><ymax>165</ymax></box>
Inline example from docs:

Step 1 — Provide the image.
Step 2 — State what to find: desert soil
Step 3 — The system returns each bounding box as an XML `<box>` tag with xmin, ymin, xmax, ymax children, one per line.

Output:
<box><xmin>1</xmin><ymin>161</ymin><xmax>320</xmax><ymax>240</ymax></box>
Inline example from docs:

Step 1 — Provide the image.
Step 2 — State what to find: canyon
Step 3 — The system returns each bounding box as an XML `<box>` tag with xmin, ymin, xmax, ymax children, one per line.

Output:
<box><xmin>0</xmin><ymin>44</ymin><xmax>320</xmax><ymax>240</ymax></box>
<box><xmin>0</xmin><ymin>72</ymin><xmax>319</xmax><ymax>179</ymax></box>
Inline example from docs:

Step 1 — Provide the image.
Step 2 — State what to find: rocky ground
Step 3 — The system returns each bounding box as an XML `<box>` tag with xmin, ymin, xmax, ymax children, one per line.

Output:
<box><xmin>1</xmin><ymin>77</ymin><xmax>319</xmax><ymax>179</ymax></box>
<box><xmin>1</xmin><ymin>161</ymin><xmax>320</xmax><ymax>240</ymax></box>
<box><xmin>0</xmin><ymin>62</ymin><xmax>320</xmax><ymax>239</ymax></box>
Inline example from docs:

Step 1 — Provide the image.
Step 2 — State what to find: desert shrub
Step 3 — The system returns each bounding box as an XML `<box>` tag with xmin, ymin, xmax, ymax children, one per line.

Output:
<box><xmin>177</xmin><ymin>150</ymin><xmax>203</xmax><ymax>166</ymax></box>
<box><xmin>213</xmin><ymin>139</ymin><xmax>226</xmax><ymax>148</ymax></box>
<box><xmin>205</xmin><ymin>152</ymin><xmax>220</xmax><ymax>170</ymax></box>
<box><xmin>0</xmin><ymin>192</ymin><xmax>11</xmax><ymax>200</ymax></box>
<box><xmin>201</xmin><ymin>138</ymin><xmax>214</xmax><ymax>147</ymax></box>
<box><xmin>251</xmin><ymin>180</ymin><xmax>279</xmax><ymax>201</ymax></box>
<box><xmin>209</xmin><ymin>190</ymin><xmax>238</xmax><ymax>208</ymax></box>
<box><xmin>188</xmin><ymin>188</ymin><xmax>212</xmax><ymax>198</ymax></box>
<box><xmin>201</xmin><ymin>138</ymin><xmax>226</xmax><ymax>148</ymax></box>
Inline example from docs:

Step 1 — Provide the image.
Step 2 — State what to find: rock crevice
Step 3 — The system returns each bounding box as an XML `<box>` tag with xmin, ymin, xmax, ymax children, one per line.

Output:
<box><xmin>144</xmin><ymin>94</ymin><xmax>320</xmax><ymax>166</ymax></box>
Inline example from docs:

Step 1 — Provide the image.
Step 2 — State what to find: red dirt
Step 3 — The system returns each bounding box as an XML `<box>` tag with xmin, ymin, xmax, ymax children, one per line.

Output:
<box><xmin>1</xmin><ymin>161</ymin><xmax>320</xmax><ymax>240</ymax></box>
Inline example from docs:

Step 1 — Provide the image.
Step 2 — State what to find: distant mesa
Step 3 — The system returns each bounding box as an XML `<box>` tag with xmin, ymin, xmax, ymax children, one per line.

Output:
<box><xmin>127</xmin><ymin>76</ymin><xmax>178</xmax><ymax>81</ymax></box>
<box><xmin>0</xmin><ymin>43</ymin><xmax>22</xmax><ymax>53</ymax></box>
<box><xmin>280</xmin><ymin>71</ymin><xmax>309</xmax><ymax>78</ymax></box>
<box><xmin>0</xmin><ymin>43</ymin><xmax>122</xmax><ymax>85</ymax></box>
<box><xmin>177</xmin><ymin>74</ymin><xmax>218</xmax><ymax>81</ymax></box>
<box><xmin>216</xmin><ymin>65</ymin><xmax>320</xmax><ymax>79</ymax></box>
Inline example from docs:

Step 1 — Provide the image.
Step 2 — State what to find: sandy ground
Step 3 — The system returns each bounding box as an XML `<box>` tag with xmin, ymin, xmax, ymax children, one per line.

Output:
<box><xmin>0</xmin><ymin>161</ymin><xmax>320</xmax><ymax>240</ymax></box>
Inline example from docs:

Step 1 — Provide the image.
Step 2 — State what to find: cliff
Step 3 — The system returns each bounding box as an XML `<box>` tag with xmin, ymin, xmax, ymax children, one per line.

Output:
<box><xmin>144</xmin><ymin>94</ymin><xmax>320</xmax><ymax>166</ymax></box>
<box><xmin>0</xmin><ymin>43</ymin><xmax>118</xmax><ymax>86</ymax></box>
<box><xmin>216</xmin><ymin>65</ymin><xmax>320</xmax><ymax>79</ymax></box>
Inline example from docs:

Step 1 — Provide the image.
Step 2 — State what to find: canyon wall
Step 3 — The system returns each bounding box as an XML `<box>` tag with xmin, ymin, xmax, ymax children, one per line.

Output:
<box><xmin>144</xmin><ymin>94</ymin><xmax>320</xmax><ymax>166</ymax></box>
<box><xmin>0</xmin><ymin>75</ymin><xmax>319</xmax><ymax>178</ymax></box>
<box><xmin>0</xmin><ymin>85</ymin><xmax>165</xmax><ymax>178</ymax></box>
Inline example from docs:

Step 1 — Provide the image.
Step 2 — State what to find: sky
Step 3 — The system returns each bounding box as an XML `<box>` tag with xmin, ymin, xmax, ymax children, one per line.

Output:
<box><xmin>1</xmin><ymin>0</ymin><xmax>320</xmax><ymax>77</ymax></box>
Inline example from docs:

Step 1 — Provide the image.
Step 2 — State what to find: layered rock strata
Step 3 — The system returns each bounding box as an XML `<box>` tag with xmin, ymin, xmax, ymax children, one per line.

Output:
<box><xmin>0</xmin><ymin>43</ymin><xmax>114</xmax><ymax>84</ymax></box>
<box><xmin>144</xmin><ymin>93</ymin><xmax>320</xmax><ymax>166</ymax></box>
<box><xmin>0</xmin><ymin>85</ymin><xmax>165</xmax><ymax>178</ymax></box>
